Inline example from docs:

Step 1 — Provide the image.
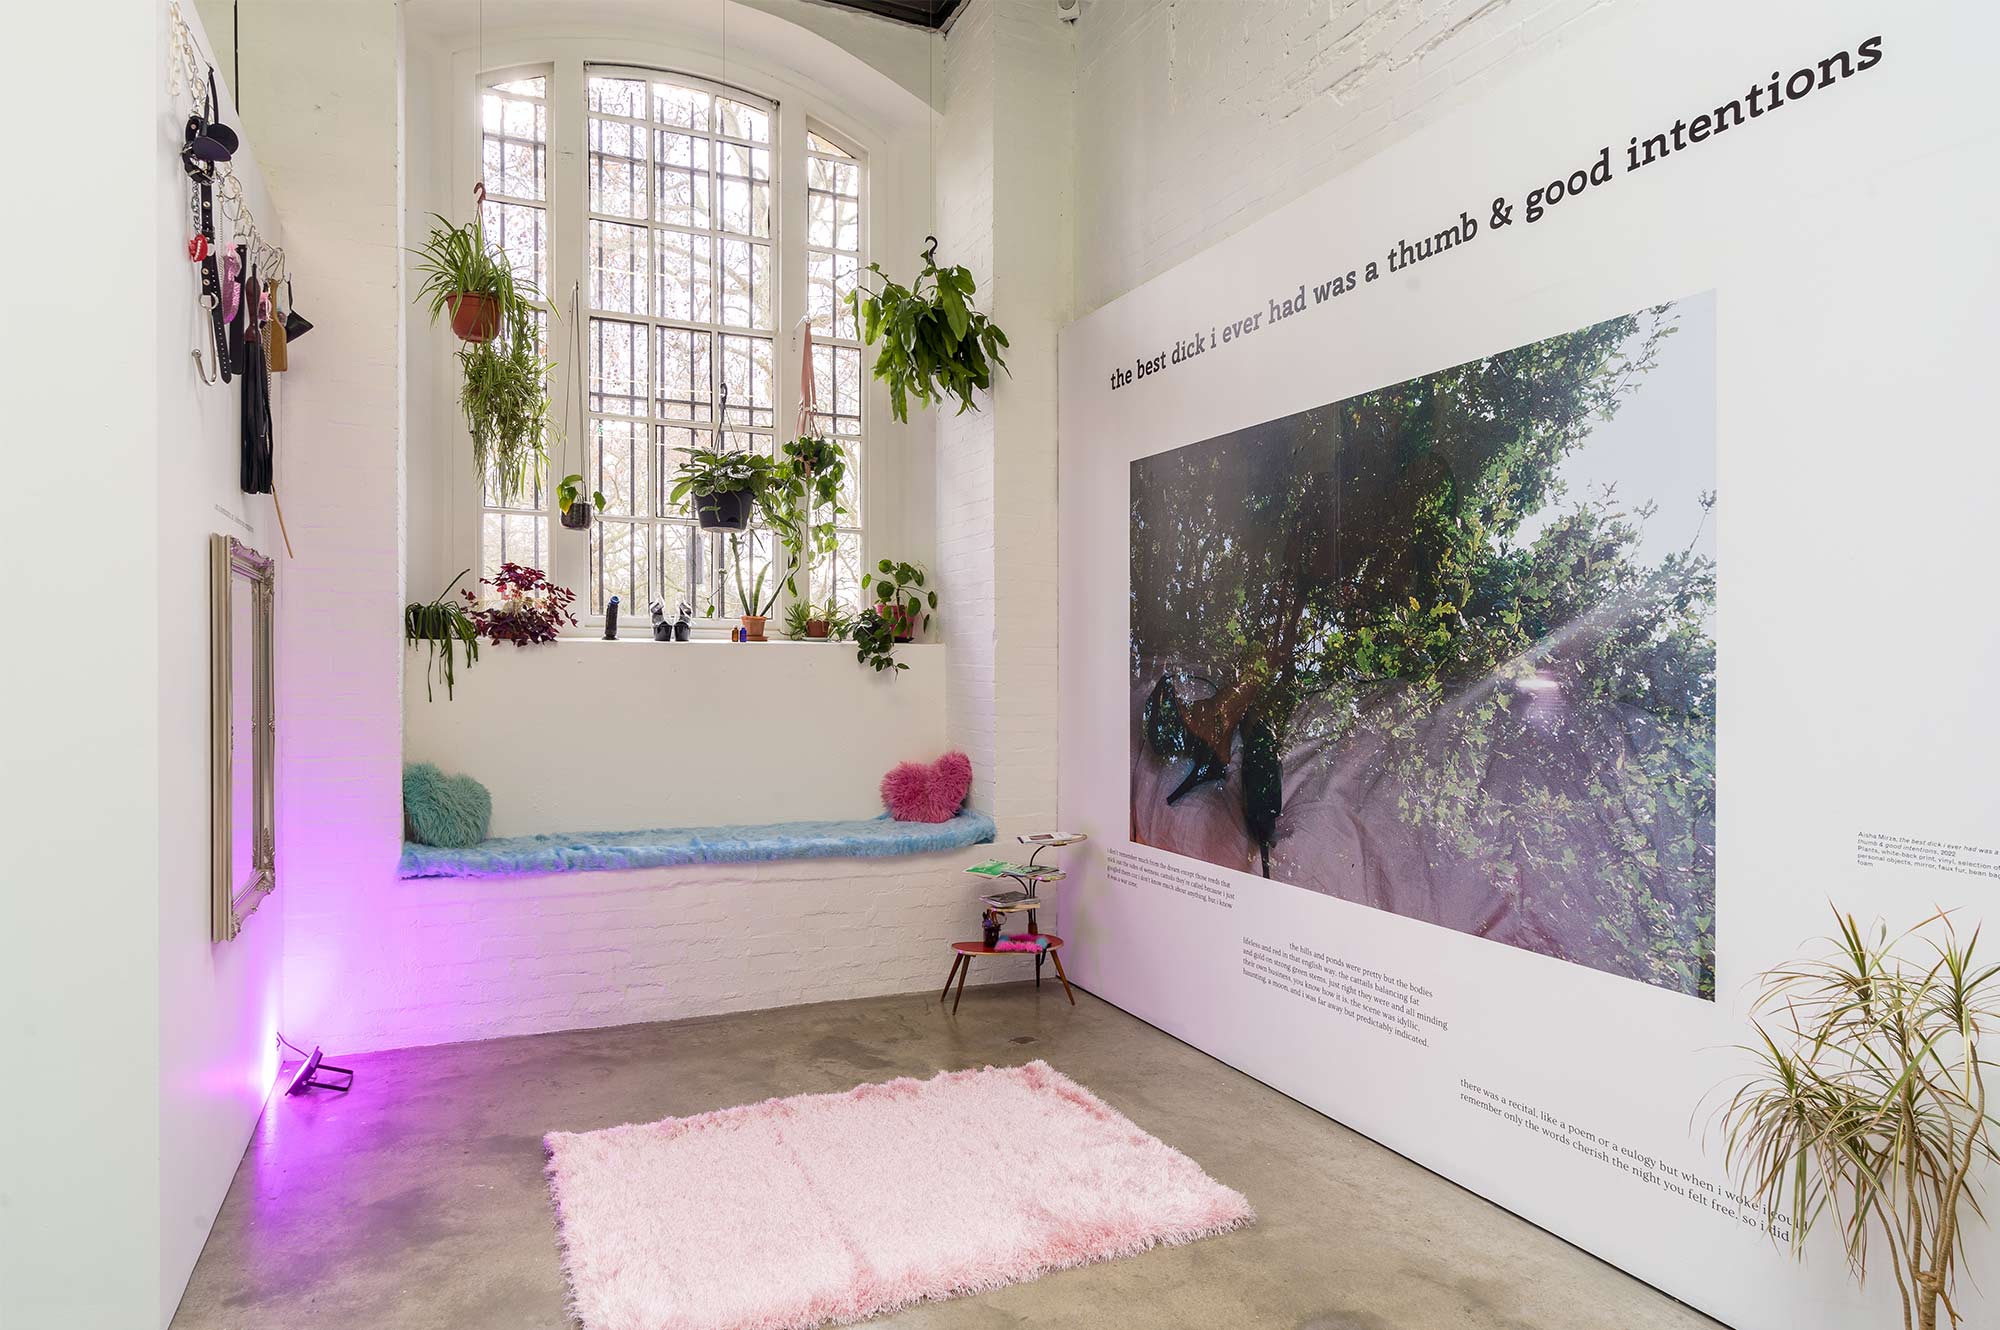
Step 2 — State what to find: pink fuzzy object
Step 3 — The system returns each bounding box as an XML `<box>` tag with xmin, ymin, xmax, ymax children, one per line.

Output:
<box><xmin>544</xmin><ymin>1060</ymin><xmax>1253</xmax><ymax>1330</ymax></box>
<box><xmin>879</xmin><ymin>751</ymin><xmax>973</xmax><ymax>822</ymax></box>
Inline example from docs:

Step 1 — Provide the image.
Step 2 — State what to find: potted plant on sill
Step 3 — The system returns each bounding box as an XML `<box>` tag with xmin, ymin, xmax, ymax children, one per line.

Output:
<box><xmin>668</xmin><ymin>447</ymin><xmax>776</xmax><ymax>532</ymax></box>
<box><xmin>854</xmin><ymin>559</ymin><xmax>935</xmax><ymax>672</ymax></box>
<box><xmin>784</xmin><ymin>600</ymin><xmax>852</xmax><ymax>641</ymax></box>
<box><xmin>464</xmin><ymin>562</ymin><xmax>577</xmax><ymax>647</ymax></box>
<box><xmin>404</xmin><ymin>569</ymin><xmax>480</xmax><ymax>700</ymax></box>
<box><xmin>847</xmin><ymin>236</ymin><xmax>1011</xmax><ymax>423</ymax></box>
<box><xmin>557</xmin><ymin>473</ymin><xmax>604</xmax><ymax>530</ymax></box>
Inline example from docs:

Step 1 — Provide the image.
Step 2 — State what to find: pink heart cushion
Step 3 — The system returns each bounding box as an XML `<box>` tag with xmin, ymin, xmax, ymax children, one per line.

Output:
<box><xmin>880</xmin><ymin>751</ymin><xmax>973</xmax><ymax>823</ymax></box>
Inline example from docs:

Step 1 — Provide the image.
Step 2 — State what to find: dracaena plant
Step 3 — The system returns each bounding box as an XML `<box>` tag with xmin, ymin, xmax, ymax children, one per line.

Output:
<box><xmin>847</xmin><ymin>237</ymin><xmax>1009</xmax><ymax>423</ymax></box>
<box><xmin>1717</xmin><ymin>908</ymin><xmax>2000</xmax><ymax>1330</ymax></box>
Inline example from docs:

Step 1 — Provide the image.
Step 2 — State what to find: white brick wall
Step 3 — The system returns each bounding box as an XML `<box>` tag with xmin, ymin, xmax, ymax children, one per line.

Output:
<box><xmin>937</xmin><ymin>0</ymin><xmax>1073</xmax><ymax>837</ymax></box>
<box><xmin>1073</xmin><ymin>0</ymin><xmax>1619</xmax><ymax>315</ymax></box>
<box><xmin>291</xmin><ymin>848</ymin><xmax>1023</xmax><ymax>1053</ymax></box>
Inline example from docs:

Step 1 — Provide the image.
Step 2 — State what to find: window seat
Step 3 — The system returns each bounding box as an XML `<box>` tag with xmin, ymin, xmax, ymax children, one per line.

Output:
<box><xmin>397</xmin><ymin>810</ymin><xmax>997</xmax><ymax>880</ymax></box>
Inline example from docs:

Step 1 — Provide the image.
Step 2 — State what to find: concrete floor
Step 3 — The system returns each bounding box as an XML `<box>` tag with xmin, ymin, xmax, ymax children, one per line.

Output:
<box><xmin>171</xmin><ymin>983</ymin><xmax>1723</xmax><ymax>1330</ymax></box>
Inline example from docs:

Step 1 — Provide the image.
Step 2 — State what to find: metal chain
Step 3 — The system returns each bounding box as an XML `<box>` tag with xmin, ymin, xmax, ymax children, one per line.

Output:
<box><xmin>168</xmin><ymin>1</ymin><xmax>285</xmax><ymax>283</ymax></box>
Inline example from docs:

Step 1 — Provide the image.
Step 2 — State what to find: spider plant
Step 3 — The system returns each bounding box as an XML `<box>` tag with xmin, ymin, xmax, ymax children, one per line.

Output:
<box><xmin>1717</xmin><ymin>907</ymin><xmax>2000</xmax><ymax>1330</ymax></box>
<box><xmin>457</xmin><ymin>306</ymin><xmax>552</xmax><ymax>504</ymax></box>
<box><xmin>404</xmin><ymin>570</ymin><xmax>480</xmax><ymax>700</ymax></box>
<box><xmin>411</xmin><ymin>212</ymin><xmax>525</xmax><ymax>330</ymax></box>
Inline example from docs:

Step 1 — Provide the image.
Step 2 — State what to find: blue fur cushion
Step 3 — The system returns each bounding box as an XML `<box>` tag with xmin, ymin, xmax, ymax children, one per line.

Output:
<box><xmin>403</xmin><ymin>762</ymin><xmax>492</xmax><ymax>848</ymax></box>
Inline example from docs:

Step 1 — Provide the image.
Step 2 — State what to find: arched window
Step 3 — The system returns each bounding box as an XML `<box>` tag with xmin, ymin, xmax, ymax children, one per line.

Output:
<box><xmin>475</xmin><ymin>63</ymin><xmax>869</xmax><ymax>624</ymax></box>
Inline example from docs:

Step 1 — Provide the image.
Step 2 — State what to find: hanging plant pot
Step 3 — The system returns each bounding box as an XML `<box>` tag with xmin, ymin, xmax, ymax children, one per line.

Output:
<box><xmin>560</xmin><ymin>501</ymin><xmax>594</xmax><ymax>531</ymax></box>
<box><xmin>739</xmin><ymin>615</ymin><xmax>769</xmax><ymax>642</ymax></box>
<box><xmin>447</xmin><ymin>292</ymin><xmax>501</xmax><ymax>343</ymax></box>
<box><xmin>696</xmin><ymin>489</ymin><xmax>755</xmax><ymax>531</ymax></box>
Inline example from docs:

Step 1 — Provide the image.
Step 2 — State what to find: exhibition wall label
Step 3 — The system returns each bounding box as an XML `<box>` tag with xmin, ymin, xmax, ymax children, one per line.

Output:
<box><xmin>1056</xmin><ymin>6</ymin><xmax>2000</xmax><ymax>1329</ymax></box>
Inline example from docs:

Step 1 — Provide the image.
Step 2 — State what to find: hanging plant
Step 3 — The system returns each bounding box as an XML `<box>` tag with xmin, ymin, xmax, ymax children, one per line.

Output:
<box><xmin>847</xmin><ymin>237</ymin><xmax>1010</xmax><ymax>423</ymax></box>
<box><xmin>411</xmin><ymin>206</ymin><xmax>523</xmax><ymax>344</ymax></box>
<box><xmin>412</xmin><ymin>197</ymin><xmax>554</xmax><ymax>505</ymax></box>
<box><xmin>668</xmin><ymin>447</ymin><xmax>778</xmax><ymax>531</ymax></box>
<box><xmin>457</xmin><ymin>310</ymin><xmax>552</xmax><ymax>504</ymax></box>
<box><xmin>557</xmin><ymin>473</ymin><xmax>604</xmax><ymax>530</ymax></box>
<box><xmin>404</xmin><ymin>570</ymin><xmax>481</xmax><ymax>701</ymax></box>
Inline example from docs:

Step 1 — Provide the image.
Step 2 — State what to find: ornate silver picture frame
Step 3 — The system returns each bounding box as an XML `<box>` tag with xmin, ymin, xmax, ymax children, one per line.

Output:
<box><xmin>212</xmin><ymin>534</ymin><xmax>277</xmax><ymax>942</ymax></box>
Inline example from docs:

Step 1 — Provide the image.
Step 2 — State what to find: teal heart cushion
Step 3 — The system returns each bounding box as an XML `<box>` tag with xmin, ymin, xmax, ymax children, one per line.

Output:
<box><xmin>403</xmin><ymin>761</ymin><xmax>492</xmax><ymax>848</ymax></box>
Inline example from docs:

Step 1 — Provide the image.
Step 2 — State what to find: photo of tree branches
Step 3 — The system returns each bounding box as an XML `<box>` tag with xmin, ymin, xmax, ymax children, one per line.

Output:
<box><xmin>1130</xmin><ymin>296</ymin><xmax>1716</xmax><ymax>999</ymax></box>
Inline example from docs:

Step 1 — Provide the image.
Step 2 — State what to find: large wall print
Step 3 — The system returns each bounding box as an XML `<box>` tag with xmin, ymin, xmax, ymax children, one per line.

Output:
<box><xmin>1059</xmin><ymin>7</ymin><xmax>2000</xmax><ymax>1327</ymax></box>
<box><xmin>1129</xmin><ymin>298</ymin><xmax>1717</xmax><ymax>998</ymax></box>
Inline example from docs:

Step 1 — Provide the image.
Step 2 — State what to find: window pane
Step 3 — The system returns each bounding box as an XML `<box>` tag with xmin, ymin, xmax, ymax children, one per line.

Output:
<box><xmin>655</xmin><ymin>329</ymin><xmax>713</xmax><ymax>421</ymax></box>
<box><xmin>656</xmin><ymin>425</ymin><xmax>712</xmax><ymax>516</ymax></box>
<box><xmin>591</xmin><ymin>419</ymin><xmax>649</xmax><ymax>517</ymax></box>
<box><xmin>590</xmin><ymin>318</ymin><xmax>649</xmax><ymax>416</ymax></box>
<box><xmin>481</xmin><ymin>512</ymin><xmax>547</xmax><ymax>584</ymax></box>
<box><xmin>835</xmin><ymin>442</ymin><xmax>861</xmax><ymax>525</ymax></box>
<box><xmin>836</xmin><ymin>197</ymin><xmax>859</xmax><ymax>252</ymax></box>
<box><xmin>588</xmin><ymin>117</ymin><xmax>647</xmax><ymax>220</ymax></box>
<box><xmin>588</xmin><ymin>76</ymin><xmax>647</xmax><ymax>117</ymax></box>
<box><xmin>715</xmin><ymin>97</ymin><xmax>769</xmax><ymax>143</ymax></box>
<box><xmin>717</xmin><ymin>145</ymin><xmax>772</xmax><ymax>239</ymax></box>
<box><xmin>810</xmin><ymin>530</ymin><xmax>864</xmax><ymax>616</ymax></box>
<box><xmin>591</xmin><ymin>519</ymin><xmax>647</xmax><ymax>617</ymax></box>
<box><xmin>653</xmin><ymin>523</ymin><xmax>693</xmax><ymax>615</ymax></box>
<box><xmin>653</xmin><ymin>131</ymin><xmax>711</xmax><ymax>229</ymax></box>
<box><xmin>812</xmin><ymin>344</ymin><xmax>862</xmax><ymax>438</ymax></box>
<box><xmin>807</xmin><ymin>250</ymin><xmax>858</xmax><ymax>339</ymax></box>
<box><xmin>655</xmin><ymin>230</ymin><xmax>714</xmax><ymax>323</ymax></box>
<box><xmin>718</xmin><ymin>335</ymin><xmax>773</xmax><ymax>427</ymax></box>
<box><xmin>718</xmin><ymin>239</ymin><xmax>773</xmax><ymax>330</ymax></box>
<box><xmin>588</xmin><ymin>219</ymin><xmax>648</xmax><ymax>315</ymax></box>
<box><xmin>493</xmin><ymin>76</ymin><xmax>546</xmax><ymax>98</ymax></box>
<box><xmin>653</xmin><ymin>83</ymin><xmax>711</xmax><ymax>130</ymax></box>
<box><xmin>805</xmin><ymin>131</ymin><xmax>851</xmax><ymax>159</ymax></box>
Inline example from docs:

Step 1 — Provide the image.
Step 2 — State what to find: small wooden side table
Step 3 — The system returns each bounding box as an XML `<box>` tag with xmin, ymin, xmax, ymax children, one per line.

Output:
<box><xmin>940</xmin><ymin>935</ymin><xmax>1074</xmax><ymax>1013</ymax></box>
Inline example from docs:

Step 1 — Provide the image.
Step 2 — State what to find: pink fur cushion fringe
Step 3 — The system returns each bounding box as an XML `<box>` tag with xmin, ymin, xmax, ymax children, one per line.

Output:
<box><xmin>879</xmin><ymin>750</ymin><xmax>973</xmax><ymax>822</ymax></box>
<box><xmin>544</xmin><ymin>1060</ymin><xmax>1253</xmax><ymax>1330</ymax></box>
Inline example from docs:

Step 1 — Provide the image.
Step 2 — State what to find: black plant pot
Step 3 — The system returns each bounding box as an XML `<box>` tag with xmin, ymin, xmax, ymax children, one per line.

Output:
<box><xmin>560</xmin><ymin>501</ymin><xmax>594</xmax><ymax>530</ymax></box>
<box><xmin>695</xmin><ymin>489</ymin><xmax>754</xmax><ymax>531</ymax></box>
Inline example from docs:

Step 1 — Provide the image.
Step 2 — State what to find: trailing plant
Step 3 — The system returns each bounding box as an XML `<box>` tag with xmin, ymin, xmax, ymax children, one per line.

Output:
<box><xmin>760</xmin><ymin>437</ymin><xmax>849</xmax><ymax>600</ymax></box>
<box><xmin>556</xmin><ymin>473</ymin><xmax>604</xmax><ymax>518</ymax></box>
<box><xmin>854</xmin><ymin>559</ymin><xmax>935</xmax><ymax>672</ymax></box>
<box><xmin>465</xmin><ymin>562</ymin><xmax>577</xmax><ymax>647</ymax></box>
<box><xmin>404</xmin><ymin>569</ymin><xmax>480</xmax><ymax>701</ymax></box>
<box><xmin>848</xmin><ymin>237</ymin><xmax>1010</xmax><ymax>422</ymax></box>
<box><xmin>668</xmin><ymin>447</ymin><xmax>778</xmax><ymax>506</ymax></box>
<box><xmin>1717</xmin><ymin>907</ymin><xmax>2000</xmax><ymax>1330</ymax></box>
<box><xmin>458</xmin><ymin>307</ymin><xmax>553</xmax><ymax>504</ymax></box>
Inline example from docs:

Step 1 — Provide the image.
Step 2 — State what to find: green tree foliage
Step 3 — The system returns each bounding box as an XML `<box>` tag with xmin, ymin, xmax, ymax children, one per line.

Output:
<box><xmin>1132</xmin><ymin>306</ymin><xmax>1716</xmax><ymax>998</ymax></box>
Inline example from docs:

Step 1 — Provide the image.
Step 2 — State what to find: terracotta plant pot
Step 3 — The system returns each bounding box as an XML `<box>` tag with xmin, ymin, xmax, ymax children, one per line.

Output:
<box><xmin>696</xmin><ymin>489</ymin><xmax>755</xmax><ymax>531</ymax></box>
<box><xmin>447</xmin><ymin>292</ymin><xmax>501</xmax><ymax>343</ymax></box>
<box><xmin>740</xmin><ymin>615</ymin><xmax>768</xmax><ymax>642</ymax></box>
<box><xmin>805</xmin><ymin>618</ymin><xmax>830</xmax><ymax>639</ymax></box>
<box><xmin>877</xmin><ymin>601</ymin><xmax>916</xmax><ymax>644</ymax></box>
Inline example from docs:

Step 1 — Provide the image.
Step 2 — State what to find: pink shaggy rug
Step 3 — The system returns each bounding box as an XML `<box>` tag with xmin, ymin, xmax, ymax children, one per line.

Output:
<box><xmin>543</xmin><ymin>1061</ymin><xmax>1253</xmax><ymax>1330</ymax></box>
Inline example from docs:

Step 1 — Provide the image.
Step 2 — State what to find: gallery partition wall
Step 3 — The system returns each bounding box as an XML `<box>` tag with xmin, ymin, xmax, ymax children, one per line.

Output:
<box><xmin>1056</xmin><ymin>4</ymin><xmax>2000</xmax><ymax>1329</ymax></box>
